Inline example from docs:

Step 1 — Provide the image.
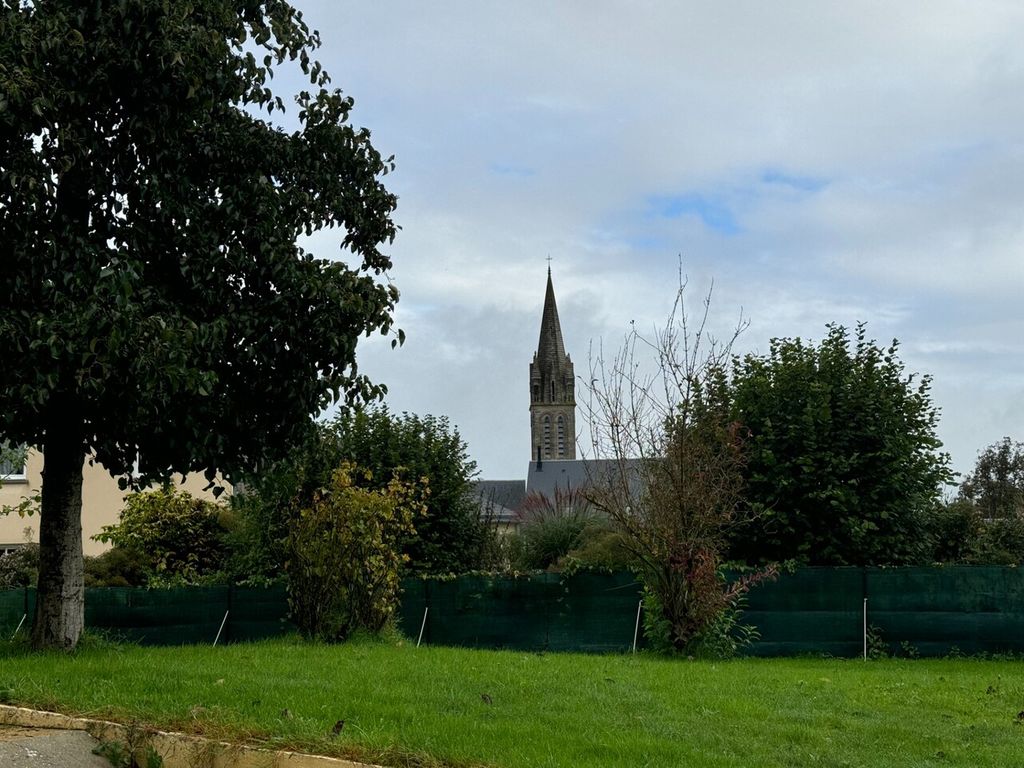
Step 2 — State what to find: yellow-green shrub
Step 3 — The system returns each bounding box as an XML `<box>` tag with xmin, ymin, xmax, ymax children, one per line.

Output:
<box><xmin>286</xmin><ymin>463</ymin><xmax>423</xmax><ymax>641</ymax></box>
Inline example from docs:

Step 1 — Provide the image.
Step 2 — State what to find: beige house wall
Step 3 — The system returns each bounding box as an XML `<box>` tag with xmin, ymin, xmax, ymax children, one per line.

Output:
<box><xmin>0</xmin><ymin>450</ymin><xmax>228</xmax><ymax>556</ymax></box>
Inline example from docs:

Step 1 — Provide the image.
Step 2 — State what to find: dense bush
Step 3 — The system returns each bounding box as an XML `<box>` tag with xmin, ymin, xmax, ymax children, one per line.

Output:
<box><xmin>96</xmin><ymin>486</ymin><xmax>235</xmax><ymax>585</ymax></box>
<box><xmin>286</xmin><ymin>463</ymin><xmax>422</xmax><ymax>641</ymax></box>
<box><xmin>83</xmin><ymin>548</ymin><xmax>149</xmax><ymax>587</ymax></box>
<box><xmin>230</xmin><ymin>409</ymin><xmax>499</xmax><ymax>581</ymax></box>
<box><xmin>2</xmin><ymin>543</ymin><xmax>149</xmax><ymax>590</ymax></box>
<box><xmin>974</xmin><ymin>516</ymin><xmax>1024</xmax><ymax>564</ymax></box>
<box><xmin>560</xmin><ymin>528</ymin><xmax>634</xmax><ymax>573</ymax></box>
<box><xmin>925</xmin><ymin>499</ymin><xmax>981</xmax><ymax>563</ymax></box>
<box><xmin>224</xmin><ymin>422</ymin><xmax>347</xmax><ymax>584</ymax></box>
<box><xmin>333</xmin><ymin>407</ymin><xmax>498</xmax><ymax>574</ymax></box>
<box><xmin>0</xmin><ymin>544</ymin><xmax>37</xmax><ymax>589</ymax></box>
<box><xmin>925</xmin><ymin>498</ymin><xmax>1024</xmax><ymax>565</ymax></box>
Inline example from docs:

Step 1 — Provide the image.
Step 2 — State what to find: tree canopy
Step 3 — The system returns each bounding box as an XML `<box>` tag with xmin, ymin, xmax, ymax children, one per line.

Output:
<box><xmin>0</xmin><ymin>0</ymin><xmax>400</xmax><ymax>648</ymax></box>
<box><xmin>958</xmin><ymin>436</ymin><xmax>1024</xmax><ymax>520</ymax></box>
<box><xmin>923</xmin><ymin>437</ymin><xmax>1024</xmax><ymax>567</ymax></box>
<box><xmin>727</xmin><ymin>324</ymin><xmax>952</xmax><ymax>566</ymax></box>
<box><xmin>332</xmin><ymin>407</ymin><xmax>494</xmax><ymax>574</ymax></box>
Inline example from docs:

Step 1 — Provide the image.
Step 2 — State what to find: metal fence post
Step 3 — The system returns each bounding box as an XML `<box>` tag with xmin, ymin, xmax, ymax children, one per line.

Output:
<box><xmin>417</xmin><ymin>607</ymin><xmax>429</xmax><ymax>648</ymax></box>
<box><xmin>632</xmin><ymin>600</ymin><xmax>643</xmax><ymax>653</ymax></box>
<box><xmin>863</xmin><ymin>598</ymin><xmax>868</xmax><ymax>660</ymax></box>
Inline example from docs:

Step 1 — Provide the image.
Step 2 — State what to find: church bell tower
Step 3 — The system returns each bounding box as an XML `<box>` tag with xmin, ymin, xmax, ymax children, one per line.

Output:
<box><xmin>530</xmin><ymin>268</ymin><xmax>576</xmax><ymax>460</ymax></box>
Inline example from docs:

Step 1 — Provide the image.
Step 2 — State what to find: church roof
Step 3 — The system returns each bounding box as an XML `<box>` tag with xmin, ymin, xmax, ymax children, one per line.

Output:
<box><xmin>535</xmin><ymin>268</ymin><xmax>568</xmax><ymax>363</ymax></box>
<box><xmin>471</xmin><ymin>479</ymin><xmax>527</xmax><ymax>523</ymax></box>
<box><xmin>526</xmin><ymin>458</ymin><xmax>644</xmax><ymax>500</ymax></box>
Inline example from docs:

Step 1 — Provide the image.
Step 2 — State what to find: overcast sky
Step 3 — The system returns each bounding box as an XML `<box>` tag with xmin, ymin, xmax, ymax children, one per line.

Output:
<box><xmin>290</xmin><ymin>1</ymin><xmax>1024</xmax><ymax>485</ymax></box>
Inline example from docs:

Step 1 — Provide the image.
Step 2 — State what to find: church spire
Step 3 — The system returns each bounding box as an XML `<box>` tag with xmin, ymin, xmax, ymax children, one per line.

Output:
<box><xmin>530</xmin><ymin>268</ymin><xmax>576</xmax><ymax>460</ymax></box>
<box><xmin>537</xmin><ymin>267</ymin><xmax>567</xmax><ymax>362</ymax></box>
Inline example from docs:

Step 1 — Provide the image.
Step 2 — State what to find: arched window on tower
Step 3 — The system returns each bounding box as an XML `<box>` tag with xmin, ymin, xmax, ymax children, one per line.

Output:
<box><xmin>543</xmin><ymin>415</ymin><xmax>551</xmax><ymax>458</ymax></box>
<box><xmin>550</xmin><ymin>381</ymin><xmax>555</xmax><ymax>401</ymax></box>
<box><xmin>556</xmin><ymin>415</ymin><xmax>565</xmax><ymax>457</ymax></box>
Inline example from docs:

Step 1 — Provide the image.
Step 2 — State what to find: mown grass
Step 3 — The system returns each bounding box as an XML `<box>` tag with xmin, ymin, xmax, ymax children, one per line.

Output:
<box><xmin>0</xmin><ymin>636</ymin><xmax>1022</xmax><ymax>767</ymax></box>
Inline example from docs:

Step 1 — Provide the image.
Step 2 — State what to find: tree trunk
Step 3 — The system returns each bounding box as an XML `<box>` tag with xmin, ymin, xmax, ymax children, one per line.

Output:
<box><xmin>31</xmin><ymin>408</ymin><xmax>85</xmax><ymax>651</ymax></box>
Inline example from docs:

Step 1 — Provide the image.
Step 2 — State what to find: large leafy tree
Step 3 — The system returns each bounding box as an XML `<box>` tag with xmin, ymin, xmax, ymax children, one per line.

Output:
<box><xmin>728</xmin><ymin>324</ymin><xmax>952</xmax><ymax>566</ymax></box>
<box><xmin>0</xmin><ymin>1</ymin><xmax>400</xmax><ymax>648</ymax></box>
<box><xmin>333</xmin><ymin>407</ymin><xmax>494</xmax><ymax>574</ymax></box>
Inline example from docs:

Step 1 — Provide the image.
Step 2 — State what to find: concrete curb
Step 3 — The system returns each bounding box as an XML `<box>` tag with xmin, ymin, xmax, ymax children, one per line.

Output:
<box><xmin>0</xmin><ymin>705</ymin><xmax>383</xmax><ymax>768</ymax></box>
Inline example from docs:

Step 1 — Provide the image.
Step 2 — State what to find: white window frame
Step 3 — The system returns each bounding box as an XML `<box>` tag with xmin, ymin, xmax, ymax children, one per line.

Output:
<box><xmin>0</xmin><ymin>443</ymin><xmax>28</xmax><ymax>482</ymax></box>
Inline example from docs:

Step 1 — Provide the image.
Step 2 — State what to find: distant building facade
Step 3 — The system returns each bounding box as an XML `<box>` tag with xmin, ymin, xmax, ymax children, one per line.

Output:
<box><xmin>0</xmin><ymin>449</ymin><xmax>226</xmax><ymax>556</ymax></box>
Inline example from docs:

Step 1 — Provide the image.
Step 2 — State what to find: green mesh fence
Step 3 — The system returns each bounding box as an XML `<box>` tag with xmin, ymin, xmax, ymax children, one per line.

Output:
<box><xmin>864</xmin><ymin>567</ymin><xmax>1024</xmax><ymax>656</ymax></box>
<box><xmin>2</xmin><ymin>567</ymin><xmax>1023</xmax><ymax>655</ymax></box>
<box><xmin>76</xmin><ymin>586</ymin><xmax>292</xmax><ymax>645</ymax></box>
<box><xmin>0</xmin><ymin>587</ymin><xmax>32</xmax><ymax>638</ymax></box>
<box><xmin>398</xmin><ymin>572</ymin><xmax>643</xmax><ymax>652</ymax></box>
<box><xmin>85</xmin><ymin>585</ymin><xmax>296</xmax><ymax>645</ymax></box>
<box><xmin>742</xmin><ymin>567</ymin><xmax>865</xmax><ymax>657</ymax></box>
<box><xmin>226</xmin><ymin>585</ymin><xmax>292</xmax><ymax>643</ymax></box>
<box><xmin>86</xmin><ymin>586</ymin><xmax>232</xmax><ymax>645</ymax></box>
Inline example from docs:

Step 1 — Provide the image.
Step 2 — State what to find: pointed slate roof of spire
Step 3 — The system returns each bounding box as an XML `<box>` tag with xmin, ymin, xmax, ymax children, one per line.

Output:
<box><xmin>536</xmin><ymin>267</ymin><xmax>568</xmax><ymax>362</ymax></box>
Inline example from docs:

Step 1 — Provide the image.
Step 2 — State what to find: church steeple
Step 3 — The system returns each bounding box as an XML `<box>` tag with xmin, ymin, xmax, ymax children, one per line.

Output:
<box><xmin>537</xmin><ymin>268</ymin><xmax>567</xmax><ymax>362</ymax></box>
<box><xmin>530</xmin><ymin>268</ymin><xmax>576</xmax><ymax>460</ymax></box>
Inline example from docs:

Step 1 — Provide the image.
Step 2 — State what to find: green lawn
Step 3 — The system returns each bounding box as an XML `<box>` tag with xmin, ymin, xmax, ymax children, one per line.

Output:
<box><xmin>1</xmin><ymin>637</ymin><xmax>1022</xmax><ymax>767</ymax></box>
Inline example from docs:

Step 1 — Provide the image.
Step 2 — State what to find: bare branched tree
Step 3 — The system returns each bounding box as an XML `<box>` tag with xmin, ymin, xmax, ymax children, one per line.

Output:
<box><xmin>581</xmin><ymin>266</ymin><xmax>773</xmax><ymax>653</ymax></box>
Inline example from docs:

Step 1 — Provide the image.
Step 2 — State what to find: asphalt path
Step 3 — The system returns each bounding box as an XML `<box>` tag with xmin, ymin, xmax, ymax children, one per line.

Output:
<box><xmin>0</xmin><ymin>725</ymin><xmax>111</xmax><ymax>767</ymax></box>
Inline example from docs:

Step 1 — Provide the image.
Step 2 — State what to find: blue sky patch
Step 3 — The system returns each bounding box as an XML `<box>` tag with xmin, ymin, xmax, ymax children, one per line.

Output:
<box><xmin>647</xmin><ymin>193</ymin><xmax>740</xmax><ymax>235</ymax></box>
